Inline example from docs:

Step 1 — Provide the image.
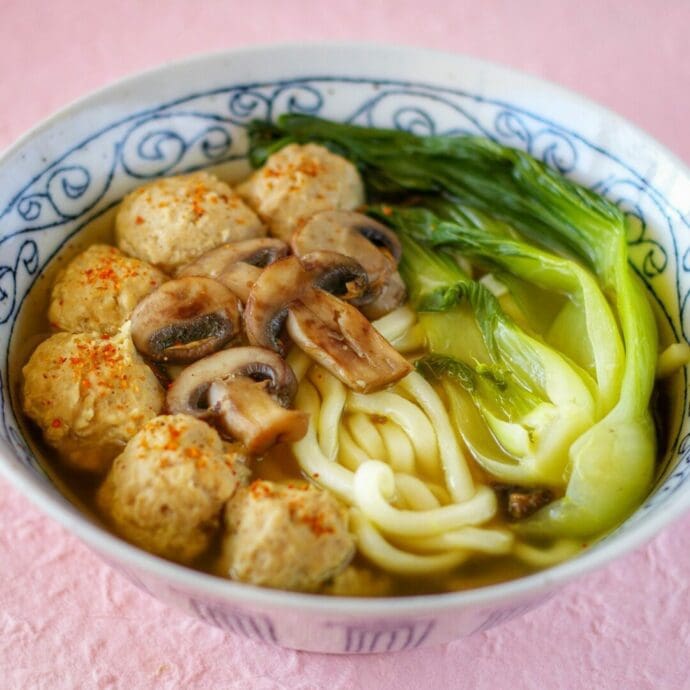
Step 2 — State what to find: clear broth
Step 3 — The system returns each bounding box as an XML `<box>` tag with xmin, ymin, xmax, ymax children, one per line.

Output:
<box><xmin>9</xmin><ymin>205</ymin><xmax>684</xmax><ymax>597</ymax></box>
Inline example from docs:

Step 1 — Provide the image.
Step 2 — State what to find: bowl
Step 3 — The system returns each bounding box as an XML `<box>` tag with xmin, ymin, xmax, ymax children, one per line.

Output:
<box><xmin>2</xmin><ymin>44</ymin><xmax>690</xmax><ymax>654</ymax></box>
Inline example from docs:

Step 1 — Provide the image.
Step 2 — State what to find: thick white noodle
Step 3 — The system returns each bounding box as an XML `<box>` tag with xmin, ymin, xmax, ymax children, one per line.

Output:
<box><xmin>379</xmin><ymin>421</ymin><xmax>416</xmax><ymax>474</ymax></box>
<box><xmin>286</xmin><ymin>348</ymin><xmax>312</xmax><ymax>382</ymax></box>
<box><xmin>400</xmin><ymin>527</ymin><xmax>514</xmax><ymax>555</ymax></box>
<box><xmin>347</xmin><ymin>391</ymin><xmax>439</xmax><ymax>478</ymax></box>
<box><xmin>394</xmin><ymin>473</ymin><xmax>441</xmax><ymax>510</ymax></box>
<box><xmin>308</xmin><ymin>366</ymin><xmax>346</xmax><ymax>460</ymax></box>
<box><xmin>288</xmin><ymin>314</ymin><xmax>512</xmax><ymax>577</ymax></box>
<box><xmin>390</xmin><ymin>323</ymin><xmax>427</xmax><ymax>353</ymax></box>
<box><xmin>353</xmin><ymin>461</ymin><xmax>496</xmax><ymax>537</ymax></box>
<box><xmin>347</xmin><ymin>412</ymin><xmax>386</xmax><ymax>459</ymax></box>
<box><xmin>397</xmin><ymin>372</ymin><xmax>475</xmax><ymax>502</ymax></box>
<box><xmin>338</xmin><ymin>425</ymin><xmax>370</xmax><ymax>471</ymax></box>
<box><xmin>351</xmin><ymin>510</ymin><xmax>468</xmax><ymax>575</ymax></box>
<box><xmin>425</xmin><ymin>482</ymin><xmax>452</xmax><ymax>506</ymax></box>
<box><xmin>291</xmin><ymin>380</ymin><xmax>355</xmax><ymax>503</ymax></box>
<box><xmin>372</xmin><ymin>306</ymin><xmax>416</xmax><ymax>342</ymax></box>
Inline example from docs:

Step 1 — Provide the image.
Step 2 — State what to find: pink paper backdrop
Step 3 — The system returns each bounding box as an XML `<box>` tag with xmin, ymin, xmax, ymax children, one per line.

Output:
<box><xmin>2</xmin><ymin>1</ymin><xmax>690</xmax><ymax>688</ymax></box>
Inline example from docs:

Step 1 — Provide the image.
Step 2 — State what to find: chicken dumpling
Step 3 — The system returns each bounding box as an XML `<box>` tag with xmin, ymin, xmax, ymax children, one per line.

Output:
<box><xmin>237</xmin><ymin>143</ymin><xmax>365</xmax><ymax>241</ymax></box>
<box><xmin>98</xmin><ymin>414</ymin><xmax>248</xmax><ymax>564</ymax></box>
<box><xmin>116</xmin><ymin>171</ymin><xmax>265</xmax><ymax>272</ymax></box>
<box><xmin>48</xmin><ymin>244</ymin><xmax>166</xmax><ymax>335</ymax></box>
<box><xmin>21</xmin><ymin>323</ymin><xmax>164</xmax><ymax>472</ymax></box>
<box><xmin>221</xmin><ymin>480</ymin><xmax>354</xmax><ymax>591</ymax></box>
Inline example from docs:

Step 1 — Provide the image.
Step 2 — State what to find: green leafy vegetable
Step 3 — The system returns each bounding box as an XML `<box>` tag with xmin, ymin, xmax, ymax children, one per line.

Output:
<box><xmin>248</xmin><ymin>115</ymin><xmax>658</xmax><ymax>538</ymax></box>
<box><xmin>401</xmin><ymin>234</ymin><xmax>595</xmax><ymax>486</ymax></box>
<box><xmin>384</xmin><ymin>206</ymin><xmax>624</xmax><ymax>419</ymax></box>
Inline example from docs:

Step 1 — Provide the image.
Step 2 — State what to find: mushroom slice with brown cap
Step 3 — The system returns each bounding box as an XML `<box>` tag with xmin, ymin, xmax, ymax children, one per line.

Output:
<box><xmin>130</xmin><ymin>276</ymin><xmax>241</xmax><ymax>363</ymax></box>
<box><xmin>177</xmin><ymin>238</ymin><xmax>290</xmax><ymax>303</ymax></box>
<box><xmin>360</xmin><ymin>271</ymin><xmax>407</xmax><ymax>321</ymax></box>
<box><xmin>244</xmin><ymin>253</ymin><xmax>411</xmax><ymax>393</ymax></box>
<box><xmin>166</xmin><ymin>346</ymin><xmax>308</xmax><ymax>454</ymax></box>
<box><xmin>291</xmin><ymin>210</ymin><xmax>406</xmax><ymax>317</ymax></box>
<box><xmin>244</xmin><ymin>252</ymin><xmax>368</xmax><ymax>355</ymax></box>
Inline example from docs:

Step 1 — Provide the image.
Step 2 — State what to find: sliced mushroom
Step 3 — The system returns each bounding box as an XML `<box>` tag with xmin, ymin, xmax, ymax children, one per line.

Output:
<box><xmin>177</xmin><ymin>238</ymin><xmax>290</xmax><ymax>303</ymax></box>
<box><xmin>166</xmin><ymin>346</ymin><xmax>308</xmax><ymax>454</ymax></box>
<box><xmin>360</xmin><ymin>270</ymin><xmax>407</xmax><ymax>321</ymax></box>
<box><xmin>130</xmin><ymin>276</ymin><xmax>241</xmax><ymax>363</ymax></box>
<box><xmin>244</xmin><ymin>253</ymin><xmax>411</xmax><ymax>393</ymax></box>
<box><xmin>244</xmin><ymin>253</ymin><xmax>368</xmax><ymax>355</ymax></box>
<box><xmin>286</xmin><ymin>289</ymin><xmax>411</xmax><ymax>393</ymax></box>
<box><xmin>291</xmin><ymin>210</ymin><xmax>406</xmax><ymax>317</ymax></box>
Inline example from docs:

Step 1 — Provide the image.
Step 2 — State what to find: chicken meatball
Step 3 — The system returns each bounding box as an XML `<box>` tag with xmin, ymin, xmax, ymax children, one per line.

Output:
<box><xmin>48</xmin><ymin>244</ymin><xmax>167</xmax><ymax>335</ymax></box>
<box><xmin>221</xmin><ymin>480</ymin><xmax>354</xmax><ymax>591</ymax></box>
<box><xmin>115</xmin><ymin>171</ymin><xmax>265</xmax><ymax>272</ymax></box>
<box><xmin>22</xmin><ymin>323</ymin><xmax>164</xmax><ymax>473</ymax></box>
<box><xmin>98</xmin><ymin>415</ymin><xmax>247</xmax><ymax>564</ymax></box>
<box><xmin>237</xmin><ymin>143</ymin><xmax>365</xmax><ymax>241</ymax></box>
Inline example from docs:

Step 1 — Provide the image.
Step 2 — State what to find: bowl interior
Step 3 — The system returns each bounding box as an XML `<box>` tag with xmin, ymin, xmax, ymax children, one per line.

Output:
<box><xmin>2</xmin><ymin>45</ymin><xmax>690</xmax><ymax>607</ymax></box>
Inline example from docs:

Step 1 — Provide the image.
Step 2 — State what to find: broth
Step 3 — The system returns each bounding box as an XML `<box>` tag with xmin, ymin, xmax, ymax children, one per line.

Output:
<box><xmin>10</xmin><ymin>198</ymin><xmax>683</xmax><ymax>598</ymax></box>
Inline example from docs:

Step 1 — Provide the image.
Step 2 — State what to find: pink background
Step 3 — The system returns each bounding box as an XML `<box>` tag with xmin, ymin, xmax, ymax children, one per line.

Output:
<box><xmin>2</xmin><ymin>1</ymin><xmax>690</xmax><ymax>687</ymax></box>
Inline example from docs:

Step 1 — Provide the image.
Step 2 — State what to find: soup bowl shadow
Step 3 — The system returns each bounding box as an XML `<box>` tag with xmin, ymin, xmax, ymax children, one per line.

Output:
<box><xmin>1</xmin><ymin>44</ymin><xmax>690</xmax><ymax>653</ymax></box>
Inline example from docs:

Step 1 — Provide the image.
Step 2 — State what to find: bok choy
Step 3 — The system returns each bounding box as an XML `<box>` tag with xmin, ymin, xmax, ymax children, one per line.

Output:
<box><xmin>399</xmin><ymin>232</ymin><xmax>595</xmax><ymax>487</ymax></box>
<box><xmin>247</xmin><ymin>115</ymin><xmax>658</xmax><ymax>538</ymax></box>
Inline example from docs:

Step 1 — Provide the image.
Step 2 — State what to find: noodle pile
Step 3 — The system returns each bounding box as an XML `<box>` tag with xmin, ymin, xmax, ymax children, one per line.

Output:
<box><xmin>288</xmin><ymin>307</ymin><xmax>579</xmax><ymax>575</ymax></box>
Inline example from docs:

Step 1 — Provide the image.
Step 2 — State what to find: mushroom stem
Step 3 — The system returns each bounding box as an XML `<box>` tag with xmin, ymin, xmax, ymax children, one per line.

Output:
<box><xmin>217</xmin><ymin>264</ymin><xmax>262</xmax><ymax>303</ymax></box>
<box><xmin>166</xmin><ymin>346</ymin><xmax>307</xmax><ymax>455</ymax></box>
<box><xmin>208</xmin><ymin>379</ymin><xmax>308</xmax><ymax>454</ymax></box>
<box><xmin>286</xmin><ymin>290</ymin><xmax>412</xmax><ymax>393</ymax></box>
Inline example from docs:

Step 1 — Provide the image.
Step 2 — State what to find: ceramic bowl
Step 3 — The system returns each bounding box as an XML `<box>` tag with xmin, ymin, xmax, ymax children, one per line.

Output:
<box><xmin>2</xmin><ymin>44</ymin><xmax>690</xmax><ymax>654</ymax></box>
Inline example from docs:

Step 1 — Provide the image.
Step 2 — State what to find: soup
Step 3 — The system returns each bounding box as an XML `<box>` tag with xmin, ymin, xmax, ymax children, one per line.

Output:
<box><xmin>14</xmin><ymin>117</ymin><xmax>683</xmax><ymax>597</ymax></box>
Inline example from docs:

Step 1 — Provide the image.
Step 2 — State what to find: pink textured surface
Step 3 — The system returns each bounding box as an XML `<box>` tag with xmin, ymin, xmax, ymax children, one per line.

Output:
<box><xmin>1</xmin><ymin>1</ymin><xmax>690</xmax><ymax>687</ymax></box>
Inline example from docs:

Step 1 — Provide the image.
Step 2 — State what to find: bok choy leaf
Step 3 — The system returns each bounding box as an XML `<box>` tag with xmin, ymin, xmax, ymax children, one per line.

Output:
<box><xmin>400</xmin><ymin>234</ymin><xmax>595</xmax><ymax>486</ymax></box>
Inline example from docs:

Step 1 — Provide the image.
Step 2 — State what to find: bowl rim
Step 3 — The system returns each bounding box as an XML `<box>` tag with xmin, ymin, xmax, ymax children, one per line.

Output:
<box><xmin>2</xmin><ymin>41</ymin><xmax>690</xmax><ymax>615</ymax></box>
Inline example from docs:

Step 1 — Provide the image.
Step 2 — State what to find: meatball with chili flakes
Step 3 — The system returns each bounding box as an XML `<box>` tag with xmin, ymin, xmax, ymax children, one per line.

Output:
<box><xmin>115</xmin><ymin>171</ymin><xmax>265</xmax><ymax>273</ymax></box>
<box><xmin>98</xmin><ymin>414</ymin><xmax>249</xmax><ymax>564</ymax></box>
<box><xmin>21</xmin><ymin>323</ymin><xmax>164</xmax><ymax>473</ymax></box>
<box><xmin>236</xmin><ymin>143</ymin><xmax>365</xmax><ymax>242</ymax></box>
<box><xmin>221</xmin><ymin>480</ymin><xmax>355</xmax><ymax>591</ymax></box>
<box><xmin>48</xmin><ymin>244</ymin><xmax>167</xmax><ymax>335</ymax></box>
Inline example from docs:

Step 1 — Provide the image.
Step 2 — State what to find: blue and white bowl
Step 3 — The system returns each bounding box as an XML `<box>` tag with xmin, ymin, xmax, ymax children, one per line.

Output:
<box><xmin>1</xmin><ymin>44</ymin><xmax>690</xmax><ymax>653</ymax></box>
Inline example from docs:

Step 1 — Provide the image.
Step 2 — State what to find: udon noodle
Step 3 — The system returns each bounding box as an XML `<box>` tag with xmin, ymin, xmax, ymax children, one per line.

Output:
<box><xmin>287</xmin><ymin>307</ymin><xmax>580</xmax><ymax>574</ymax></box>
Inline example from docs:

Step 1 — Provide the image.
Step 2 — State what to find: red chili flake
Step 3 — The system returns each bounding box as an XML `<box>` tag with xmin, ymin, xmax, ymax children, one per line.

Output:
<box><xmin>97</xmin><ymin>267</ymin><xmax>117</xmax><ymax>281</ymax></box>
<box><xmin>135</xmin><ymin>216</ymin><xmax>145</xmax><ymax>225</ymax></box>
<box><xmin>51</xmin><ymin>418</ymin><xmax>62</xmax><ymax>428</ymax></box>
<box><xmin>249</xmin><ymin>480</ymin><xmax>275</xmax><ymax>499</ymax></box>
